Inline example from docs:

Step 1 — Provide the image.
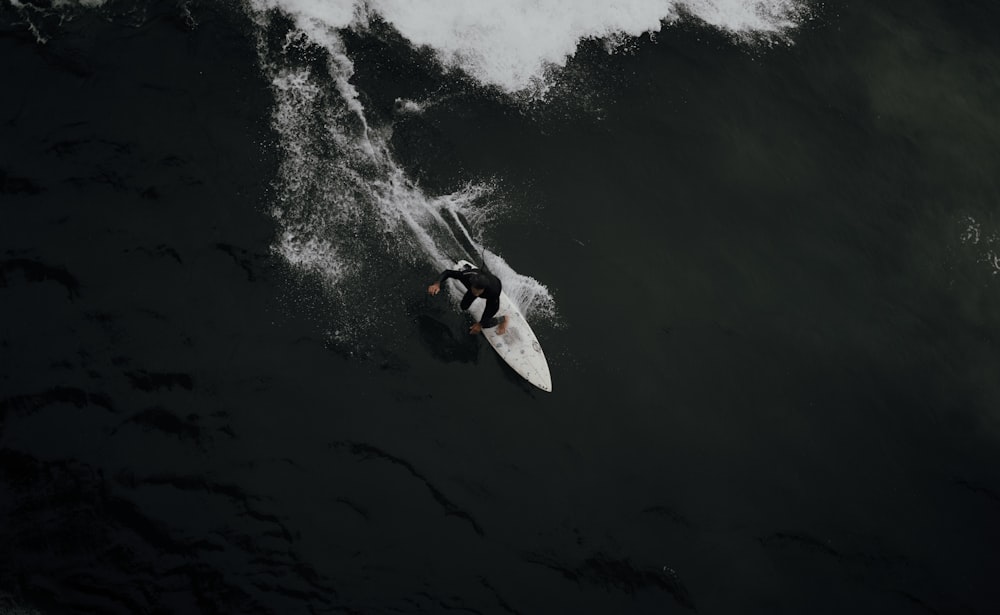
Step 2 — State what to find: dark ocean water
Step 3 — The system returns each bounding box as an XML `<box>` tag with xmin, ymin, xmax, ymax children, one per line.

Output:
<box><xmin>2</xmin><ymin>0</ymin><xmax>1000</xmax><ymax>613</ymax></box>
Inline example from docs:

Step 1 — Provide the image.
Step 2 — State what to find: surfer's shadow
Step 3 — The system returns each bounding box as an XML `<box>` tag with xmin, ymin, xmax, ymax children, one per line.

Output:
<box><xmin>415</xmin><ymin>314</ymin><xmax>480</xmax><ymax>364</ymax></box>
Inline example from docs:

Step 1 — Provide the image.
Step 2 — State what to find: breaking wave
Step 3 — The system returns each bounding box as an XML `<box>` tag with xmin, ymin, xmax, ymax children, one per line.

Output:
<box><xmin>252</xmin><ymin>0</ymin><xmax>807</xmax><ymax>93</ymax></box>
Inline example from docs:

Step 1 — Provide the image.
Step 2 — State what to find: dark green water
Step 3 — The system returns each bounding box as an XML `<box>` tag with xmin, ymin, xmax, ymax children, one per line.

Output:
<box><xmin>1</xmin><ymin>0</ymin><xmax>999</xmax><ymax>613</ymax></box>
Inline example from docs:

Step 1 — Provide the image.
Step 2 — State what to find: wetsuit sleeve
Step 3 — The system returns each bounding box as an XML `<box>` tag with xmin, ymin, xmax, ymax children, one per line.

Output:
<box><xmin>437</xmin><ymin>269</ymin><xmax>461</xmax><ymax>285</ymax></box>
<box><xmin>480</xmin><ymin>295</ymin><xmax>500</xmax><ymax>325</ymax></box>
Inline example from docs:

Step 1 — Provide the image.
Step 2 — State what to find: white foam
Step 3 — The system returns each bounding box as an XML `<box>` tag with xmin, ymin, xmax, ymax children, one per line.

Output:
<box><xmin>394</xmin><ymin>98</ymin><xmax>425</xmax><ymax>114</ymax></box>
<box><xmin>358</xmin><ymin>0</ymin><xmax>806</xmax><ymax>92</ymax></box>
<box><xmin>680</xmin><ymin>0</ymin><xmax>804</xmax><ymax>32</ymax></box>
<box><xmin>478</xmin><ymin>249</ymin><xmax>558</xmax><ymax>323</ymax></box>
<box><xmin>251</xmin><ymin>0</ymin><xmax>370</xmax><ymax>127</ymax></box>
<box><xmin>253</xmin><ymin>0</ymin><xmax>805</xmax><ymax>94</ymax></box>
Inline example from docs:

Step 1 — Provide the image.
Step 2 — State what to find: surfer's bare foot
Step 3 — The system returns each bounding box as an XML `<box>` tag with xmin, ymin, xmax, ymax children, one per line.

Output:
<box><xmin>497</xmin><ymin>315</ymin><xmax>508</xmax><ymax>335</ymax></box>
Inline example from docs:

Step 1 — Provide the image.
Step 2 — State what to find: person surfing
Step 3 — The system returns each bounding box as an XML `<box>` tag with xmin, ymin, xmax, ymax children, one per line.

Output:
<box><xmin>427</xmin><ymin>265</ymin><xmax>509</xmax><ymax>335</ymax></box>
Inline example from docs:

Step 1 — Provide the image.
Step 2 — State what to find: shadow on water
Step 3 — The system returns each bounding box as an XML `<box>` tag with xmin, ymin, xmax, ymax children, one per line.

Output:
<box><xmin>416</xmin><ymin>314</ymin><xmax>479</xmax><ymax>364</ymax></box>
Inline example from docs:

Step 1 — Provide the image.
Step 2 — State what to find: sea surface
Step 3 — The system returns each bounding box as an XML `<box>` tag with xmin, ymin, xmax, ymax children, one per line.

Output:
<box><xmin>2</xmin><ymin>0</ymin><xmax>999</xmax><ymax>613</ymax></box>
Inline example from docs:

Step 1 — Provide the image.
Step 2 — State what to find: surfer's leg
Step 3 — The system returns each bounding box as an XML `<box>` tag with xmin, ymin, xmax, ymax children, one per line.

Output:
<box><xmin>478</xmin><ymin>314</ymin><xmax>507</xmax><ymax>333</ymax></box>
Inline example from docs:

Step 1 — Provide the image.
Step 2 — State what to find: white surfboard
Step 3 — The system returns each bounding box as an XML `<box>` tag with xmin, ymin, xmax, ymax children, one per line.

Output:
<box><xmin>450</xmin><ymin>260</ymin><xmax>552</xmax><ymax>392</ymax></box>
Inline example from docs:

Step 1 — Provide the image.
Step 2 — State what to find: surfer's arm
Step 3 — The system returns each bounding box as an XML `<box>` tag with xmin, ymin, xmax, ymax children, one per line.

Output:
<box><xmin>428</xmin><ymin>269</ymin><xmax>460</xmax><ymax>295</ymax></box>
<box><xmin>437</xmin><ymin>269</ymin><xmax>462</xmax><ymax>284</ymax></box>
<box><xmin>480</xmin><ymin>296</ymin><xmax>500</xmax><ymax>325</ymax></box>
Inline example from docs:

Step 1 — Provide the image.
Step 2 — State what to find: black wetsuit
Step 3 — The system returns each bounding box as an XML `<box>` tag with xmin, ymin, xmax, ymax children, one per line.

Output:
<box><xmin>438</xmin><ymin>267</ymin><xmax>503</xmax><ymax>328</ymax></box>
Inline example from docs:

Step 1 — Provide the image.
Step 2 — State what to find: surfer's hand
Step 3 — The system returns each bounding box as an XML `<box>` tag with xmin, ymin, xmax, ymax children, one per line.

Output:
<box><xmin>427</xmin><ymin>283</ymin><xmax>440</xmax><ymax>295</ymax></box>
<box><xmin>469</xmin><ymin>323</ymin><xmax>483</xmax><ymax>335</ymax></box>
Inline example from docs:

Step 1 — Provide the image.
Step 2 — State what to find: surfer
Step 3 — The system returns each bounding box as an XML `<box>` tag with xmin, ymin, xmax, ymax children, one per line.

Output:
<box><xmin>427</xmin><ymin>266</ymin><xmax>508</xmax><ymax>335</ymax></box>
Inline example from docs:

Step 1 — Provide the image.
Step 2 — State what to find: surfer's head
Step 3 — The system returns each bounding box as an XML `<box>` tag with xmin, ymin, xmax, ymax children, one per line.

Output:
<box><xmin>469</xmin><ymin>273</ymin><xmax>488</xmax><ymax>296</ymax></box>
